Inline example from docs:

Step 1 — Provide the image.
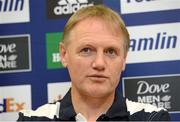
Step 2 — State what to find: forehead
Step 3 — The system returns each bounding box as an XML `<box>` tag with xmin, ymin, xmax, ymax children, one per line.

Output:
<box><xmin>69</xmin><ymin>18</ymin><xmax>123</xmax><ymax>43</ymax></box>
<box><xmin>73</xmin><ymin>18</ymin><xmax>120</xmax><ymax>36</ymax></box>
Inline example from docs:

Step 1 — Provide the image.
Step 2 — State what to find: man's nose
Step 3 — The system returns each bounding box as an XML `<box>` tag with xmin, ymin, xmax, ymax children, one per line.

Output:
<box><xmin>92</xmin><ymin>52</ymin><xmax>106</xmax><ymax>71</ymax></box>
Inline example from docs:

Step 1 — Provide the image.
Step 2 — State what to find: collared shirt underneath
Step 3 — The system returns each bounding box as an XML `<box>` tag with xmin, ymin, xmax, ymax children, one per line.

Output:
<box><xmin>17</xmin><ymin>88</ymin><xmax>170</xmax><ymax>121</ymax></box>
<box><xmin>58</xmin><ymin>89</ymin><xmax>130</xmax><ymax>121</ymax></box>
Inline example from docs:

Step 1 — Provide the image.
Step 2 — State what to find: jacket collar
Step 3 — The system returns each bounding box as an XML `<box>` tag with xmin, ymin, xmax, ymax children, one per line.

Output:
<box><xmin>58</xmin><ymin>89</ymin><xmax>129</xmax><ymax>120</ymax></box>
<box><xmin>58</xmin><ymin>89</ymin><xmax>76</xmax><ymax>120</ymax></box>
<box><xmin>105</xmin><ymin>90</ymin><xmax>129</xmax><ymax>119</ymax></box>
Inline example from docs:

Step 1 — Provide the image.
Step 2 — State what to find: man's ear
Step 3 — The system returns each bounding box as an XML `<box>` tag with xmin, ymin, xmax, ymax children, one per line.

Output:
<box><xmin>60</xmin><ymin>42</ymin><xmax>68</xmax><ymax>67</ymax></box>
<box><xmin>122</xmin><ymin>53</ymin><xmax>128</xmax><ymax>71</ymax></box>
<box><xmin>122</xmin><ymin>60</ymin><xmax>126</xmax><ymax>71</ymax></box>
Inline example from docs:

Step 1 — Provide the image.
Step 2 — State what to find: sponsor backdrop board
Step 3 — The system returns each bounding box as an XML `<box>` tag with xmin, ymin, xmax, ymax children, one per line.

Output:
<box><xmin>0</xmin><ymin>85</ymin><xmax>31</xmax><ymax>121</ymax></box>
<box><xmin>0</xmin><ymin>0</ymin><xmax>180</xmax><ymax>121</ymax></box>
<box><xmin>47</xmin><ymin>82</ymin><xmax>71</xmax><ymax>103</ymax></box>
<box><xmin>122</xmin><ymin>74</ymin><xmax>180</xmax><ymax>113</ymax></box>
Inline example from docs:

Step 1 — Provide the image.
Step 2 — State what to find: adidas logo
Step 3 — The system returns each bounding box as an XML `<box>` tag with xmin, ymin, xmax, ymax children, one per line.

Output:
<box><xmin>54</xmin><ymin>0</ymin><xmax>94</xmax><ymax>15</ymax></box>
<box><xmin>58</xmin><ymin>0</ymin><xmax>88</xmax><ymax>5</ymax></box>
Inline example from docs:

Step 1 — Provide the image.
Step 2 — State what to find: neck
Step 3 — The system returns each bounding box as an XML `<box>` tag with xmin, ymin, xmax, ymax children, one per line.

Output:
<box><xmin>71</xmin><ymin>87</ymin><xmax>115</xmax><ymax>122</ymax></box>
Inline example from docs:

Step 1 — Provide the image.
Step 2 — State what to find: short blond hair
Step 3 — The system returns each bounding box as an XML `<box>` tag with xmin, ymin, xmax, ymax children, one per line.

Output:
<box><xmin>62</xmin><ymin>5</ymin><xmax>130</xmax><ymax>54</ymax></box>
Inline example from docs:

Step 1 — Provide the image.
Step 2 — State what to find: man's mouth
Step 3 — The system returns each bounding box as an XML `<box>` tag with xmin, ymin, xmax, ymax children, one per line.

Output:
<box><xmin>87</xmin><ymin>74</ymin><xmax>108</xmax><ymax>82</ymax></box>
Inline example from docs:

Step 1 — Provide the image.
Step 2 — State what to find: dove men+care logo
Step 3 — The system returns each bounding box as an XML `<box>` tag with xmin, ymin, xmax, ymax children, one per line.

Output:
<box><xmin>0</xmin><ymin>35</ymin><xmax>31</xmax><ymax>73</ymax></box>
<box><xmin>122</xmin><ymin>74</ymin><xmax>180</xmax><ymax>113</ymax></box>
<box><xmin>47</xmin><ymin>0</ymin><xmax>102</xmax><ymax>19</ymax></box>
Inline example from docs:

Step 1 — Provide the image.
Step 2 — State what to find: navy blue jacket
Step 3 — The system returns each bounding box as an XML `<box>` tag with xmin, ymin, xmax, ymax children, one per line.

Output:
<box><xmin>17</xmin><ymin>89</ymin><xmax>170</xmax><ymax>121</ymax></box>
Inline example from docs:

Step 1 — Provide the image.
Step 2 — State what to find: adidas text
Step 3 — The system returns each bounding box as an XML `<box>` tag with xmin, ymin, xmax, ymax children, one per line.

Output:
<box><xmin>54</xmin><ymin>1</ymin><xmax>94</xmax><ymax>15</ymax></box>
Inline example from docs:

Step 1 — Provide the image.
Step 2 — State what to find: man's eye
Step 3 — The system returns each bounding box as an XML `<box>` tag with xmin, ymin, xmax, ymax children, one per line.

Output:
<box><xmin>105</xmin><ymin>48</ymin><xmax>117</xmax><ymax>57</ymax></box>
<box><xmin>79</xmin><ymin>48</ymin><xmax>92</xmax><ymax>56</ymax></box>
<box><xmin>81</xmin><ymin>48</ymin><xmax>91</xmax><ymax>53</ymax></box>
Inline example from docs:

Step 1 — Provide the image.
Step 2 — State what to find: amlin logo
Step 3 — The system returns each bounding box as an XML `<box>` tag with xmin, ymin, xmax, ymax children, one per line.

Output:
<box><xmin>127</xmin><ymin>23</ymin><xmax>180</xmax><ymax>64</ymax></box>
<box><xmin>0</xmin><ymin>0</ymin><xmax>30</xmax><ymax>24</ymax></box>
<box><xmin>46</xmin><ymin>32</ymin><xmax>64</xmax><ymax>69</ymax></box>
<box><xmin>47</xmin><ymin>0</ymin><xmax>102</xmax><ymax>19</ymax></box>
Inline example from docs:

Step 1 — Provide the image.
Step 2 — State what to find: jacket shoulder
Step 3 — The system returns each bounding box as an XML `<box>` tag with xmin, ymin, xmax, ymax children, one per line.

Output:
<box><xmin>126</xmin><ymin>99</ymin><xmax>170</xmax><ymax>121</ymax></box>
<box><xmin>17</xmin><ymin>102</ymin><xmax>60</xmax><ymax>121</ymax></box>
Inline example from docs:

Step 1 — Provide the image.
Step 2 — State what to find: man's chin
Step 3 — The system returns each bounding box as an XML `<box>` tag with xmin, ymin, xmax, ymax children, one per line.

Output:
<box><xmin>86</xmin><ymin>88</ymin><xmax>114</xmax><ymax>98</ymax></box>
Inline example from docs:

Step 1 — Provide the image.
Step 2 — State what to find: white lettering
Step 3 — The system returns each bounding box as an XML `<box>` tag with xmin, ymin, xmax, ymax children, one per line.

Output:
<box><xmin>152</xmin><ymin>101</ymin><xmax>171</xmax><ymax>109</ymax></box>
<box><xmin>52</xmin><ymin>53</ymin><xmax>60</xmax><ymax>62</ymax></box>
<box><xmin>0</xmin><ymin>55</ymin><xmax>7</xmax><ymax>62</ymax></box>
<box><xmin>137</xmin><ymin>80</ymin><xmax>170</xmax><ymax>94</ymax></box>
<box><xmin>0</xmin><ymin>61</ymin><xmax>16</xmax><ymax>69</ymax></box>
<box><xmin>0</xmin><ymin>54</ymin><xmax>17</xmax><ymax>69</ymax></box>
<box><xmin>0</xmin><ymin>43</ymin><xmax>16</xmax><ymax>53</ymax></box>
<box><xmin>54</xmin><ymin>2</ymin><xmax>93</xmax><ymax>15</ymax></box>
<box><xmin>138</xmin><ymin>95</ymin><xmax>160</xmax><ymax>103</ymax></box>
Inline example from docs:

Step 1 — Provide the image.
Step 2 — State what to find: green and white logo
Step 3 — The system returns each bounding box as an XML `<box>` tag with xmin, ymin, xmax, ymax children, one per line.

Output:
<box><xmin>46</xmin><ymin>32</ymin><xmax>64</xmax><ymax>69</ymax></box>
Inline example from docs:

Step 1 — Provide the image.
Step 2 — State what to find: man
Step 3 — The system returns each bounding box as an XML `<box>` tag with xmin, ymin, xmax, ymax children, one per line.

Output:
<box><xmin>17</xmin><ymin>5</ymin><xmax>170</xmax><ymax>121</ymax></box>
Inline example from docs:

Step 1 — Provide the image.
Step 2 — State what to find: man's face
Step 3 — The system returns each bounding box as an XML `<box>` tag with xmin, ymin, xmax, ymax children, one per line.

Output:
<box><xmin>60</xmin><ymin>18</ymin><xmax>126</xmax><ymax>98</ymax></box>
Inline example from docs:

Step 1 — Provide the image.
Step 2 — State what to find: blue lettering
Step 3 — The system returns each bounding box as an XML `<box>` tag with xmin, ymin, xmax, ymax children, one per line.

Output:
<box><xmin>137</xmin><ymin>37</ymin><xmax>153</xmax><ymax>51</ymax></box>
<box><xmin>155</xmin><ymin>33</ymin><xmax>160</xmax><ymax>49</ymax></box>
<box><xmin>129</xmin><ymin>39</ymin><xmax>136</xmax><ymax>51</ymax></box>
<box><xmin>127</xmin><ymin>0</ymin><xmax>131</xmax><ymax>3</ymax></box>
<box><xmin>15</xmin><ymin>0</ymin><xmax>24</xmax><ymax>11</ymax></box>
<box><xmin>0</xmin><ymin>99</ymin><xmax>6</xmax><ymax>113</ymax></box>
<box><xmin>127</xmin><ymin>0</ymin><xmax>156</xmax><ymax>3</ymax></box>
<box><xmin>129</xmin><ymin>32</ymin><xmax>177</xmax><ymax>51</ymax></box>
<box><xmin>160</xmin><ymin>32</ymin><xmax>166</xmax><ymax>49</ymax></box>
<box><xmin>0</xmin><ymin>0</ymin><xmax>24</xmax><ymax>12</ymax></box>
<box><xmin>136</xmin><ymin>0</ymin><xmax>143</xmax><ymax>2</ymax></box>
<box><xmin>167</xmin><ymin>36</ymin><xmax>177</xmax><ymax>48</ymax></box>
<box><xmin>9</xmin><ymin>0</ymin><xmax>13</xmax><ymax>11</ymax></box>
